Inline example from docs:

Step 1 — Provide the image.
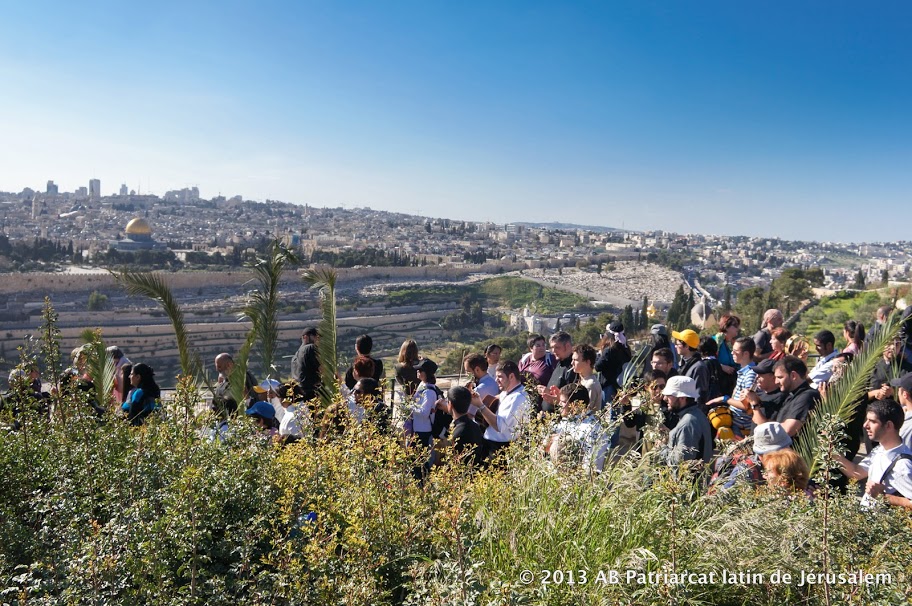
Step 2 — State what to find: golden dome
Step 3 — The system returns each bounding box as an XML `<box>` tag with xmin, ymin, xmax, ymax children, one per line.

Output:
<box><xmin>125</xmin><ymin>217</ymin><xmax>152</xmax><ymax>236</ymax></box>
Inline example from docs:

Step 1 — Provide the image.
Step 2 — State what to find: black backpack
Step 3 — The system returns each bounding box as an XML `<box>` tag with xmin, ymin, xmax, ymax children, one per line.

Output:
<box><xmin>703</xmin><ymin>358</ymin><xmax>723</xmax><ymax>402</ymax></box>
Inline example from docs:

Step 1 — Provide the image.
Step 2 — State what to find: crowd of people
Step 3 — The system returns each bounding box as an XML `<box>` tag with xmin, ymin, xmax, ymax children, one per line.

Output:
<box><xmin>4</xmin><ymin>302</ymin><xmax>912</xmax><ymax>510</ymax></box>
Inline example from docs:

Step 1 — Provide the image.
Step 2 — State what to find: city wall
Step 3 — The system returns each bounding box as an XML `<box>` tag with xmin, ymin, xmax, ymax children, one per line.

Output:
<box><xmin>2</xmin><ymin>260</ymin><xmax>537</xmax><ymax>296</ymax></box>
<box><xmin>2</xmin><ymin>253</ymin><xmax>630</xmax><ymax>297</ymax></box>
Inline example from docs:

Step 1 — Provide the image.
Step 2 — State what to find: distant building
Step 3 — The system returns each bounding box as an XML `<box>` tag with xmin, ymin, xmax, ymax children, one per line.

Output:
<box><xmin>46</xmin><ymin>180</ymin><xmax>58</xmax><ymax>195</ymax></box>
<box><xmin>164</xmin><ymin>187</ymin><xmax>200</xmax><ymax>203</ymax></box>
<box><xmin>110</xmin><ymin>217</ymin><xmax>168</xmax><ymax>252</ymax></box>
<box><xmin>76</xmin><ymin>186</ymin><xmax>88</xmax><ymax>198</ymax></box>
<box><xmin>89</xmin><ymin>179</ymin><xmax>101</xmax><ymax>199</ymax></box>
<box><xmin>119</xmin><ymin>183</ymin><xmax>128</xmax><ymax>196</ymax></box>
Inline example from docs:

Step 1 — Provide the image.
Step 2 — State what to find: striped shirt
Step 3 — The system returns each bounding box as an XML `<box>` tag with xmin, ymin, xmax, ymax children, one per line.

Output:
<box><xmin>731</xmin><ymin>364</ymin><xmax>757</xmax><ymax>434</ymax></box>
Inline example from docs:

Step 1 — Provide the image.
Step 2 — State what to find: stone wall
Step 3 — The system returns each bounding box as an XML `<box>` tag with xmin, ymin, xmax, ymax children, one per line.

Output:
<box><xmin>1</xmin><ymin>271</ymin><xmax>259</xmax><ymax>295</ymax></box>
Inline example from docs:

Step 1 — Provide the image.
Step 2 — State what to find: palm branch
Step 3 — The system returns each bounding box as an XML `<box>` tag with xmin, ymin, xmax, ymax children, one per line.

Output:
<box><xmin>620</xmin><ymin>341</ymin><xmax>652</xmax><ymax>388</ymax></box>
<box><xmin>113</xmin><ymin>271</ymin><xmax>206</xmax><ymax>384</ymax></box>
<box><xmin>238</xmin><ymin>240</ymin><xmax>300</xmax><ymax>378</ymax></box>
<box><xmin>795</xmin><ymin>313</ymin><xmax>902</xmax><ymax>474</ymax></box>
<box><xmin>227</xmin><ymin>330</ymin><xmax>257</xmax><ymax>410</ymax></box>
<box><xmin>301</xmin><ymin>266</ymin><xmax>339</xmax><ymax>408</ymax></box>
<box><xmin>78</xmin><ymin>328</ymin><xmax>116</xmax><ymax>410</ymax></box>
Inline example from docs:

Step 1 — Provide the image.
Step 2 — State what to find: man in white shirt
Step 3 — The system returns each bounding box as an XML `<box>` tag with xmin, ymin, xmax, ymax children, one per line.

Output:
<box><xmin>476</xmin><ymin>360</ymin><xmax>530</xmax><ymax>463</ymax></box>
<box><xmin>835</xmin><ymin>399</ymin><xmax>912</xmax><ymax>510</ymax></box>
<box><xmin>808</xmin><ymin>330</ymin><xmax>839</xmax><ymax>389</ymax></box>
<box><xmin>464</xmin><ymin>353</ymin><xmax>499</xmax><ymax>417</ymax></box>
<box><xmin>278</xmin><ymin>396</ymin><xmax>305</xmax><ymax>440</ymax></box>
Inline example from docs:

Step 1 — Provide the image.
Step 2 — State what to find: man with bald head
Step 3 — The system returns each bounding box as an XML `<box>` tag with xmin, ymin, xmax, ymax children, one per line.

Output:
<box><xmin>213</xmin><ymin>353</ymin><xmax>258</xmax><ymax>413</ymax></box>
<box><xmin>754</xmin><ymin>309</ymin><xmax>784</xmax><ymax>363</ymax></box>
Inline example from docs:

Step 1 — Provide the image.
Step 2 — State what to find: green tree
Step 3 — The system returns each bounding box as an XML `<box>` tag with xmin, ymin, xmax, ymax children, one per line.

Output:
<box><xmin>881</xmin><ymin>269</ymin><xmax>889</xmax><ymax>287</ymax></box>
<box><xmin>852</xmin><ymin>269</ymin><xmax>866</xmax><ymax>290</ymax></box>
<box><xmin>666</xmin><ymin>285</ymin><xmax>686</xmax><ymax>330</ymax></box>
<box><xmin>621</xmin><ymin>305</ymin><xmax>635</xmax><ymax>334</ymax></box>
<box><xmin>733</xmin><ymin>287</ymin><xmax>767</xmax><ymax>334</ymax></box>
<box><xmin>770</xmin><ymin>270</ymin><xmax>813</xmax><ymax>317</ymax></box>
<box><xmin>722</xmin><ymin>285</ymin><xmax>732</xmax><ymax>313</ymax></box>
<box><xmin>641</xmin><ymin>295</ymin><xmax>649</xmax><ymax>331</ymax></box>
<box><xmin>87</xmin><ymin>290</ymin><xmax>109</xmax><ymax>311</ymax></box>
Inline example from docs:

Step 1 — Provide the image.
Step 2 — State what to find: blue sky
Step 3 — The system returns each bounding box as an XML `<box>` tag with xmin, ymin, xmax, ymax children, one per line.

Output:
<box><xmin>1</xmin><ymin>1</ymin><xmax>910</xmax><ymax>242</ymax></box>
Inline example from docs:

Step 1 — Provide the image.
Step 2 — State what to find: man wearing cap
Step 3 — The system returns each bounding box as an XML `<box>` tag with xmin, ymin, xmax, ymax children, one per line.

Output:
<box><xmin>834</xmin><ymin>399</ymin><xmax>912</xmax><ymax>510</ymax></box>
<box><xmin>710</xmin><ymin>422</ymin><xmax>794</xmax><ymax>491</ymax></box>
<box><xmin>291</xmin><ymin>327</ymin><xmax>320</xmax><ymax>401</ymax></box>
<box><xmin>745</xmin><ymin>358</ymin><xmax>786</xmax><ymax>424</ymax></box>
<box><xmin>890</xmin><ymin>375</ymin><xmax>912</xmax><ymax>450</ymax></box>
<box><xmin>411</xmin><ymin>358</ymin><xmax>445</xmax><ymax>449</ymax></box>
<box><xmin>476</xmin><ymin>360</ymin><xmax>530</xmax><ymax>462</ymax></box>
<box><xmin>671</xmin><ymin>329</ymin><xmax>710</xmax><ymax>408</ymax></box>
<box><xmin>753</xmin><ymin>309</ymin><xmax>783</xmax><ymax>363</ymax></box>
<box><xmin>245</xmin><ymin>400</ymin><xmax>279</xmax><ymax>438</ymax></box>
<box><xmin>659</xmin><ymin>376</ymin><xmax>713</xmax><ymax>466</ymax></box>
<box><xmin>771</xmin><ymin>356</ymin><xmax>821</xmax><ymax>438</ymax></box>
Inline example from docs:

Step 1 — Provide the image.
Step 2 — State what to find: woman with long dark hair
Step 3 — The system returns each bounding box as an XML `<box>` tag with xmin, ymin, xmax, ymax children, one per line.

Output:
<box><xmin>121</xmin><ymin>363</ymin><xmax>162</xmax><ymax>426</ymax></box>
<box><xmin>843</xmin><ymin>320</ymin><xmax>865</xmax><ymax>355</ymax></box>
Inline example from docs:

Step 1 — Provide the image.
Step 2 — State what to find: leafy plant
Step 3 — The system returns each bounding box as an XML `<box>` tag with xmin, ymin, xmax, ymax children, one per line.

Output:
<box><xmin>795</xmin><ymin>312</ymin><xmax>901</xmax><ymax>473</ymax></box>
<box><xmin>238</xmin><ymin>240</ymin><xmax>300</xmax><ymax>378</ymax></box>
<box><xmin>78</xmin><ymin>328</ymin><xmax>116</xmax><ymax>413</ymax></box>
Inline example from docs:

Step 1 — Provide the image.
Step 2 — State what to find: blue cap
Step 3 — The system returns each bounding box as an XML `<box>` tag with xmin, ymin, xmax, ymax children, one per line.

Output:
<box><xmin>245</xmin><ymin>400</ymin><xmax>276</xmax><ymax>420</ymax></box>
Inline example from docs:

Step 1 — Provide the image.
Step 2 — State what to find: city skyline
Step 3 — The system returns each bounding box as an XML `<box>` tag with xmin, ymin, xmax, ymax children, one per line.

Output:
<box><xmin>2</xmin><ymin>2</ymin><xmax>910</xmax><ymax>242</ymax></box>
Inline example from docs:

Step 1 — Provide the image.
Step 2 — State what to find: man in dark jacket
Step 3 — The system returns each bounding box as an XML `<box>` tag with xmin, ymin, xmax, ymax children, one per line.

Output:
<box><xmin>448</xmin><ymin>386</ymin><xmax>485</xmax><ymax>467</ymax></box>
<box><xmin>291</xmin><ymin>327</ymin><xmax>320</xmax><ymax>401</ymax></box>
<box><xmin>672</xmin><ymin>329</ymin><xmax>710</xmax><ymax>408</ymax></box>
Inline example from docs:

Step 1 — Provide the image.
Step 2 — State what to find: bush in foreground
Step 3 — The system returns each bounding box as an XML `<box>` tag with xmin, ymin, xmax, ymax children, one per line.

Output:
<box><xmin>1</xmin><ymin>381</ymin><xmax>911</xmax><ymax>605</ymax></box>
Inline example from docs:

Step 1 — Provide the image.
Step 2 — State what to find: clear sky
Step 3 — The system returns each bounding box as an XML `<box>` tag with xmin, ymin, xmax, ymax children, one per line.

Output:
<box><xmin>1</xmin><ymin>1</ymin><xmax>910</xmax><ymax>242</ymax></box>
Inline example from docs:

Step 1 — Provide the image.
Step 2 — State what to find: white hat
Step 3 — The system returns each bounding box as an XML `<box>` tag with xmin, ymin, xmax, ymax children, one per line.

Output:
<box><xmin>661</xmin><ymin>376</ymin><xmax>699</xmax><ymax>399</ymax></box>
<box><xmin>752</xmin><ymin>422</ymin><xmax>792</xmax><ymax>455</ymax></box>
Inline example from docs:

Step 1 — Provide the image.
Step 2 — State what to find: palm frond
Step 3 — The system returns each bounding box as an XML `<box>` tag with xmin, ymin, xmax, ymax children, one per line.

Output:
<box><xmin>113</xmin><ymin>271</ymin><xmax>205</xmax><ymax>383</ymax></box>
<box><xmin>301</xmin><ymin>266</ymin><xmax>339</xmax><ymax>408</ymax></box>
<box><xmin>795</xmin><ymin>313</ymin><xmax>902</xmax><ymax>473</ymax></box>
<box><xmin>238</xmin><ymin>240</ymin><xmax>300</xmax><ymax>378</ymax></box>
<box><xmin>224</xmin><ymin>332</ymin><xmax>256</xmax><ymax>409</ymax></box>
<box><xmin>620</xmin><ymin>341</ymin><xmax>652</xmax><ymax>388</ymax></box>
<box><xmin>79</xmin><ymin>328</ymin><xmax>116</xmax><ymax>410</ymax></box>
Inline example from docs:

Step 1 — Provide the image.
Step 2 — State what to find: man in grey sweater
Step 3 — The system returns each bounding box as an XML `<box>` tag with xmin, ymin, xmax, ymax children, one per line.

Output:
<box><xmin>659</xmin><ymin>375</ymin><xmax>713</xmax><ymax>466</ymax></box>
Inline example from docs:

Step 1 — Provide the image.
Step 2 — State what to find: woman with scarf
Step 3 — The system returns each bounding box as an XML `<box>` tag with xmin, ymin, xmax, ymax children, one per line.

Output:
<box><xmin>595</xmin><ymin>320</ymin><xmax>632</xmax><ymax>404</ymax></box>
